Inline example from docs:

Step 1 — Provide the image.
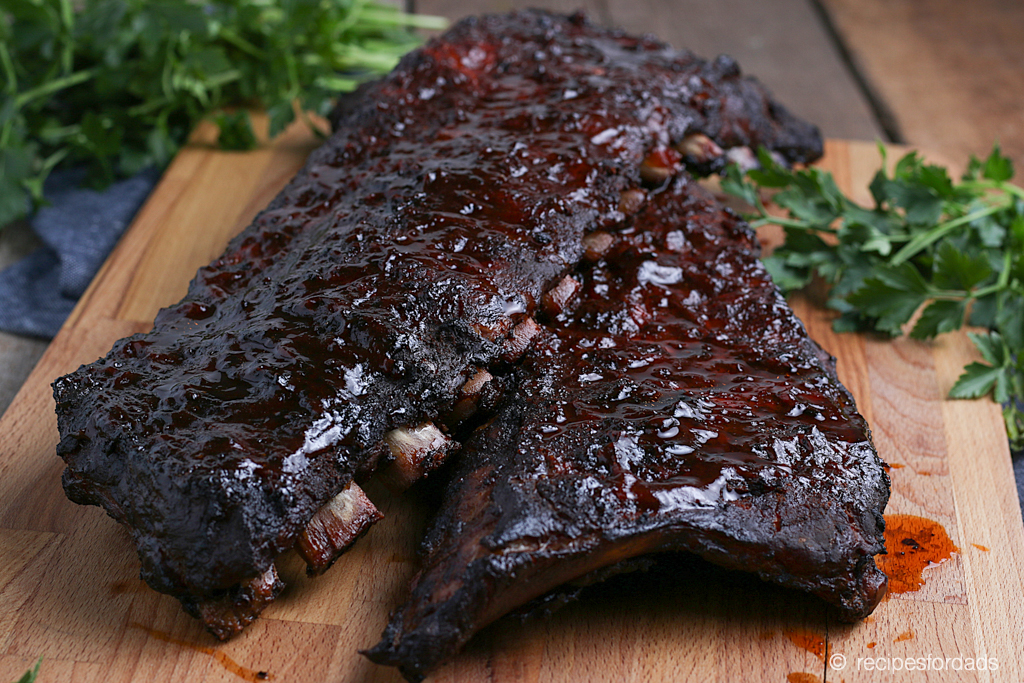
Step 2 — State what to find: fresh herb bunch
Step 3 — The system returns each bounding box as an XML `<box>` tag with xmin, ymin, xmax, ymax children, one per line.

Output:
<box><xmin>722</xmin><ymin>145</ymin><xmax>1024</xmax><ymax>449</ymax></box>
<box><xmin>0</xmin><ymin>0</ymin><xmax>447</xmax><ymax>226</ymax></box>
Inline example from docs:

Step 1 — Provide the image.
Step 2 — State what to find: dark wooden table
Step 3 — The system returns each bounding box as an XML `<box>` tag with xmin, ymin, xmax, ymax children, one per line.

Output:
<box><xmin>2</xmin><ymin>0</ymin><xmax>1023</xmax><ymax>416</ymax></box>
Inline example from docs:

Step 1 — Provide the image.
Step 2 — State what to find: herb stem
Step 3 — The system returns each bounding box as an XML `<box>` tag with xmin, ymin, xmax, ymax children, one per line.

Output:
<box><xmin>59</xmin><ymin>0</ymin><xmax>75</xmax><ymax>74</ymax></box>
<box><xmin>0</xmin><ymin>42</ymin><xmax>17</xmax><ymax>95</ymax></box>
<box><xmin>13</xmin><ymin>69</ymin><xmax>95</xmax><ymax>109</ymax></box>
<box><xmin>972</xmin><ymin>250</ymin><xmax>1015</xmax><ymax>299</ymax></box>
<box><xmin>217</xmin><ymin>29</ymin><xmax>266</xmax><ymax>60</ymax></box>
<box><xmin>891</xmin><ymin>201</ymin><xmax>1008</xmax><ymax>265</ymax></box>
<box><xmin>750</xmin><ymin>215</ymin><xmax>837</xmax><ymax>233</ymax></box>
<box><xmin>962</xmin><ymin>179</ymin><xmax>1024</xmax><ymax>201</ymax></box>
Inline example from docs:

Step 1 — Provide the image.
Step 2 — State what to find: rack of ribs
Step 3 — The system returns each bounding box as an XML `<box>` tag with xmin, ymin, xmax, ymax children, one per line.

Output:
<box><xmin>365</xmin><ymin>174</ymin><xmax>889</xmax><ymax>681</ymax></box>
<box><xmin>52</xmin><ymin>10</ymin><xmax>825</xmax><ymax>638</ymax></box>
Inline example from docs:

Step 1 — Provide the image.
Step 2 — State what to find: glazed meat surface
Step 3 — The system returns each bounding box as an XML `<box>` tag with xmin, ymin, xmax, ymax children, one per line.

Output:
<box><xmin>51</xmin><ymin>10</ymin><xmax>822</xmax><ymax>638</ymax></box>
<box><xmin>366</xmin><ymin>175</ymin><xmax>889</xmax><ymax>681</ymax></box>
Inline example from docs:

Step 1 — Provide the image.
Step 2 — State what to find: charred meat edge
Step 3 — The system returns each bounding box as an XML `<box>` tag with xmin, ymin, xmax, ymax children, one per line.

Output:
<box><xmin>365</xmin><ymin>176</ymin><xmax>887</xmax><ymax>681</ymax></box>
<box><xmin>52</xmin><ymin>9</ymin><xmax>822</xmax><ymax>639</ymax></box>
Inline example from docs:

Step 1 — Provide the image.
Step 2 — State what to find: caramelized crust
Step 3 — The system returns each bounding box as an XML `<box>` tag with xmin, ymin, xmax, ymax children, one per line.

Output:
<box><xmin>53</xmin><ymin>10</ymin><xmax>823</xmax><ymax>638</ymax></box>
<box><xmin>366</xmin><ymin>176</ymin><xmax>888</xmax><ymax>681</ymax></box>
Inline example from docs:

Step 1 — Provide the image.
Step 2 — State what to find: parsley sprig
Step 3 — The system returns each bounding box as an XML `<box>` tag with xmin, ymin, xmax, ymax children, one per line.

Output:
<box><xmin>723</xmin><ymin>145</ymin><xmax>1024</xmax><ymax>449</ymax></box>
<box><xmin>1</xmin><ymin>0</ymin><xmax>447</xmax><ymax>227</ymax></box>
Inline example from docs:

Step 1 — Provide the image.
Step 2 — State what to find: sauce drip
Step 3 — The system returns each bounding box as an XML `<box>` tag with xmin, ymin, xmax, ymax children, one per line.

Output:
<box><xmin>787</xmin><ymin>673</ymin><xmax>821</xmax><ymax>683</ymax></box>
<box><xmin>784</xmin><ymin>629</ymin><xmax>827</xmax><ymax>661</ymax></box>
<box><xmin>972</xmin><ymin>543</ymin><xmax>989</xmax><ymax>552</ymax></box>
<box><xmin>132</xmin><ymin>624</ymin><xmax>271</xmax><ymax>681</ymax></box>
<box><xmin>877</xmin><ymin>514</ymin><xmax>958</xmax><ymax>594</ymax></box>
<box><xmin>894</xmin><ymin>630</ymin><xmax>914</xmax><ymax>643</ymax></box>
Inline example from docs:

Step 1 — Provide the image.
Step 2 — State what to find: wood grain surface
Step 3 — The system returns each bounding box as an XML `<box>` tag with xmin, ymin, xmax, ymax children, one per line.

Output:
<box><xmin>818</xmin><ymin>0</ymin><xmax>1024</xmax><ymax>172</ymax></box>
<box><xmin>1</xmin><ymin>121</ymin><xmax>1023</xmax><ymax>683</ymax></box>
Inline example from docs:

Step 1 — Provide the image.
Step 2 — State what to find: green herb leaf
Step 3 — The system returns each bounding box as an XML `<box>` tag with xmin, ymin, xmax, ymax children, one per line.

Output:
<box><xmin>949</xmin><ymin>362</ymin><xmax>1005</xmax><ymax>399</ymax></box>
<box><xmin>983</xmin><ymin>145</ymin><xmax>1014</xmax><ymax>182</ymax></box>
<box><xmin>910</xmin><ymin>299</ymin><xmax>966</xmax><ymax>339</ymax></box>
<box><xmin>720</xmin><ymin>142</ymin><xmax>1024</xmax><ymax>450</ymax></box>
<box><xmin>932</xmin><ymin>241</ymin><xmax>993</xmax><ymax>291</ymax></box>
<box><xmin>720</xmin><ymin>163</ymin><xmax>760</xmax><ymax>208</ymax></box>
<box><xmin>213</xmin><ymin>111</ymin><xmax>256</xmax><ymax>151</ymax></box>
<box><xmin>847</xmin><ymin>263</ymin><xmax>931</xmax><ymax>335</ymax></box>
<box><xmin>969</xmin><ymin>331</ymin><xmax>1008</xmax><ymax>367</ymax></box>
<box><xmin>995</xmin><ymin>290</ymin><xmax>1024</xmax><ymax>352</ymax></box>
<box><xmin>13</xmin><ymin>656</ymin><xmax>42</xmax><ymax>683</ymax></box>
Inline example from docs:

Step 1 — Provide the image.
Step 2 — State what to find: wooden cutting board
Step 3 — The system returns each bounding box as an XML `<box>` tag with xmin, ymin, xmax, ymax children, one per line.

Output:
<box><xmin>2</xmin><ymin>121</ymin><xmax>1023</xmax><ymax>683</ymax></box>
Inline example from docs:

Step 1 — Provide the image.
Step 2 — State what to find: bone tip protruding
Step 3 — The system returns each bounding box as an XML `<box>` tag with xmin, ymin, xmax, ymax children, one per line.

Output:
<box><xmin>502</xmin><ymin>318</ymin><xmax>541</xmax><ymax>361</ymax></box>
<box><xmin>617</xmin><ymin>188</ymin><xmax>647</xmax><ymax>216</ymax></box>
<box><xmin>725</xmin><ymin>146</ymin><xmax>758</xmax><ymax>171</ymax></box>
<box><xmin>380</xmin><ymin>422</ymin><xmax>458</xmax><ymax>491</ymax></box>
<box><xmin>196</xmin><ymin>564</ymin><xmax>284</xmax><ymax>640</ymax></box>
<box><xmin>542</xmin><ymin>276</ymin><xmax>582</xmax><ymax>318</ymax></box>
<box><xmin>674</xmin><ymin>133</ymin><xmax>724</xmax><ymax>163</ymax></box>
<box><xmin>582</xmin><ymin>231</ymin><xmax>615</xmax><ymax>262</ymax></box>
<box><xmin>639</xmin><ymin>148</ymin><xmax>682</xmax><ymax>185</ymax></box>
<box><xmin>297</xmin><ymin>482</ymin><xmax>383</xmax><ymax>576</ymax></box>
<box><xmin>461</xmin><ymin>368</ymin><xmax>494</xmax><ymax>396</ymax></box>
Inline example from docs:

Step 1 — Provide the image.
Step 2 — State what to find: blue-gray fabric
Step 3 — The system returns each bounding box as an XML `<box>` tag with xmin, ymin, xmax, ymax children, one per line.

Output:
<box><xmin>1</xmin><ymin>168</ymin><xmax>1022</xmax><ymax>515</ymax></box>
<box><xmin>1015</xmin><ymin>446</ymin><xmax>1024</xmax><ymax>518</ymax></box>
<box><xmin>0</xmin><ymin>167</ymin><xmax>160</xmax><ymax>338</ymax></box>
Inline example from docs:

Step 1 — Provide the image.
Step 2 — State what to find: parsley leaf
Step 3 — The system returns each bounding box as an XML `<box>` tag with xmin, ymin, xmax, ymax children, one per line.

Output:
<box><xmin>949</xmin><ymin>361</ymin><xmax>1005</xmax><ymax>400</ymax></box>
<box><xmin>12</xmin><ymin>656</ymin><xmax>42</xmax><ymax>683</ymax></box>
<box><xmin>723</xmin><ymin>144</ymin><xmax>1024</xmax><ymax>450</ymax></box>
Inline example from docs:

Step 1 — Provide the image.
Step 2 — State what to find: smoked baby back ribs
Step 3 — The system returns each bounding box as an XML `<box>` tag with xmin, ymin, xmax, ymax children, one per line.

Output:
<box><xmin>52</xmin><ymin>10</ymin><xmax>823</xmax><ymax>638</ymax></box>
<box><xmin>367</xmin><ymin>175</ymin><xmax>889</xmax><ymax>681</ymax></box>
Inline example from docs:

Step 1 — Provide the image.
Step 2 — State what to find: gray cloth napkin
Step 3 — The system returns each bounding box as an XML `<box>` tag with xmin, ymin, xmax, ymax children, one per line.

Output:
<box><xmin>1015</xmin><ymin>444</ymin><xmax>1024</xmax><ymax>517</ymax></box>
<box><xmin>0</xmin><ymin>167</ymin><xmax>160</xmax><ymax>338</ymax></box>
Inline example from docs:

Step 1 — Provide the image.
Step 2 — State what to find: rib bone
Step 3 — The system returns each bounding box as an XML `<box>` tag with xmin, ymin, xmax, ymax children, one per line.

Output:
<box><xmin>618</xmin><ymin>188</ymin><xmax>647</xmax><ymax>215</ymax></box>
<box><xmin>447</xmin><ymin>369</ymin><xmax>498</xmax><ymax>424</ymax></box>
<box><xmin>582</xmin><ymin>231</ymin><xmax>615</xmax><ymax>262</ymax></box>
<box><xmin>380</xmin><ymin>423</ymin><xmax>458</xmax><ymax>490</ymax></box>
<box><xmin>639</xmin><ymin>148</ymin><xmax>682</xmax><ymax>185</ymax></box>
<box><xmin>501</xmin><ymin>318</ymin><xmax>541</xmax><ymax>362</ymax></box>
<box><xmin>193</xmin><ymin>565</ymin><xmax>283</xmax><ymax>640</ymax></box>
<box><xmin>297</xmin><ymin>482</ymin><xmax>383</xmax><ymax>575</ymax></box>
<box><xmin>675</xmin><ymin>132</ymin><xmax>724</xmax><ymax>163</ymax></box>
<box><xmin>725</xmin><ymin>146</ymin><xmax>758</xmax><ymax>171</ymax></box>
<box><xmin>461</xmin><ymin>369</ymin><xmax>494</xmax><ymax>396</ymax></box>
<box><xmin>542</xmin><ymin>276</ymin><xmax>583</xmax><ymax>318</ymax></box>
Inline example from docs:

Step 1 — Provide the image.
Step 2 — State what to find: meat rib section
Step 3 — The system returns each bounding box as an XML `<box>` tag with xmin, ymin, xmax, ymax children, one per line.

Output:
<box><xmin>366</xmin><ymin>176</ymin><xmax>889</xmax><ymax>681</ymax></box>
<box><xmin>52</xmin><ymin>10</ymin><xmax>823</xmax><ymax>638</ymax></box>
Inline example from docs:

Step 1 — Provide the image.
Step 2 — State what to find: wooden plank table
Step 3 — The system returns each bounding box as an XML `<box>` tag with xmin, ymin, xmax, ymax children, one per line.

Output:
<box><xmin>818</xmin><ymin>0</ymin><xmax>1024</xmax><ymax>173</ymax></box>
<box><xmin>1</xmin><ymin>115</ymin><xmax>1023</xmax><ymax>682</ymax></box>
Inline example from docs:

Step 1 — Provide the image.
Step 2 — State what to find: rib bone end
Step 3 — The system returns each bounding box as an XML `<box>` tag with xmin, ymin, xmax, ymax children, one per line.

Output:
<box><xmin>194</xmin><ymin>565</ymin><xmax>284</xmax><ymax>640</ymax></box>
<box><xmin>297</xmin><ymin>482</ymin><xmax>383</xmax><ymax>576</ymax></box>
<box><xmin>501</xmin><ymin>318</ymin><xmax>541</xmax><ymax>362</ymax></box>
<box><xmin>618</xmin><ymin>188</ymin><xmax>647</xmax><ymax>215</ymax></box>
<box><xmin>380</xmin><ymin>422</ymin><xmax>458</xmax><ymax>491</ymax></box>
<box><xmin>582</xmin><ymin>231</ymin><xmax>615</xmax><ymax>262</ymax></box>
<box><xmin>639</xmin><ymin>148</ymin><xmax>682</xmax><ymax>185</ymax></box>
<box><xmin>542</xmin><ymin>276</ymin><xmax>582</xmax><ymax>318</ymax></box>
<box><xmin>675</xmin><ymin>133</ymin><xmax>724</xmax><ymax>163</ymax></box>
